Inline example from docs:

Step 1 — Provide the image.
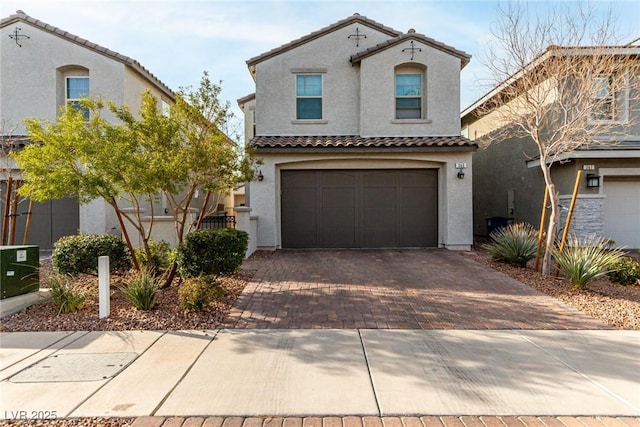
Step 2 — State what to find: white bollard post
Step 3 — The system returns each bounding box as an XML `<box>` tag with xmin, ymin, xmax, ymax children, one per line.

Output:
<box><xmin>98</xmin><ymin>256</ymin><xmax>110</xmax><ymax>319</ymax></box>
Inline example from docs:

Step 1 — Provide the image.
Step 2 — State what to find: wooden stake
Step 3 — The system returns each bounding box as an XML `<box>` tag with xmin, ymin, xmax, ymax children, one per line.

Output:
<box><xmin>534</xmin><ymin>186</ymin><xmax>549</xmax><ymax>272</ymax></box>
<box><xmin>22</xmin><ymin>198</ymin><xmax>34</xmax><ymax>245</ymax></box>
<box><xmin>555</xmin><ymin>170</ymin><xmax>583</xmax><ymax>276</ymax></box>
<box><xmin>2</xmin><ymin>177</ymin><xmax>13</xmax><ymax>245</ymax></box>
<box><xmin>8</xmin><ymin>181</ymin><xmax>20</xmax><ymax>245</ymax></box>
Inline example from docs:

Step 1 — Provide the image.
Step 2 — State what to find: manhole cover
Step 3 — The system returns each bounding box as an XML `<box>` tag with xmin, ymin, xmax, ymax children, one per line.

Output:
<box><xmin>10</xmin><ymin>352</ymin><xmax>138</xmax><ymax>383</ymax></box>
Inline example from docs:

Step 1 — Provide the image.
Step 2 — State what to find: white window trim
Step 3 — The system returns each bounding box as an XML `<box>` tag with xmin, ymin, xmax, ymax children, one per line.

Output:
<box><xmin>589</xmin><ymin>71</ymin><xmax>630</xmax><ymax>125</ymax></box>
<box><xmin>394</xmin><ymin>70</ymin><xmax>425</xmax><ymax>121</ymax></box>
<box><xmin>294</xmin><ymin>73</ymin><xmax>324</xmax><ymax>121</ymax></box>
<box><xmin>65</xmin><ymin>76</ymin><xmax>90</xmax><ymax>118</ymax></box>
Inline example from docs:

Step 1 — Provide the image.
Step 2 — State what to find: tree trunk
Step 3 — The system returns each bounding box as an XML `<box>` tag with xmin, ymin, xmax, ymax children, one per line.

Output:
<box><xmin>110</xmin><ymin>196</ymin><xmax>141</xmax><ymax>271</ymax></box>
<box><xmin>160</xmin><ymin>260</ymin><xmax>178</xmax><ymax>289</ymax></box>
<box><xmin>542</xmin><ymin>186</ymin><xmax>558</xmax><ymax>276</ymax></box>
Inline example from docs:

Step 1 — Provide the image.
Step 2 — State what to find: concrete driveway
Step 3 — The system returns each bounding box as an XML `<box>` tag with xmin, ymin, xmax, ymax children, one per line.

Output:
<box><xmin>225</xmin><ymin>249</ymin><xmax>607</xmax><ymax>329</ymax></box>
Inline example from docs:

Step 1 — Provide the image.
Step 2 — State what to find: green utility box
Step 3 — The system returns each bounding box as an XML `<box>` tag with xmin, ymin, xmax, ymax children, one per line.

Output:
<box><xmin>0</xmin><ymin>245</ymin><xmax>39</xmax><ymax>299</ymax></box>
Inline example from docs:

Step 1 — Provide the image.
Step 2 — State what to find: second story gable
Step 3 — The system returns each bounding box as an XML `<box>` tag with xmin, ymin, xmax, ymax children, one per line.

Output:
<box><xmin>1</xmin><ymin>10</ymin><xmax>174</xmax><ymax>136</ymax></box>
<box><xmin>245</xmin><ymin>13</ymin><xmax>470</xmax><ymax>138</ymax></box>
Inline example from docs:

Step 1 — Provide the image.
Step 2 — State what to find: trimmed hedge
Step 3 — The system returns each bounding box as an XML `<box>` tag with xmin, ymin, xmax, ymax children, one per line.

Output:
<box><xmin>176</xmin><ymin>228</ymin><xmax>248</xmax><ymax>279</ymax></box>
<box><xmin>53</xmin><ymin>233</ymin><xmax>132</xmax><ymax>275</ymax></box>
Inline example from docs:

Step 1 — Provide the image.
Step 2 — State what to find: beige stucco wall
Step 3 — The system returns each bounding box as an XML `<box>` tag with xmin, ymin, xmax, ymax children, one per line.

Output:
<box><xmin>1</xmin><ymin>21</ymin><xmax>127</xmax><ymax>134</ymax></box>
<box><xmin>251</xmin><ymin>152</ymin><xmax>474</xmax><ymax>250</ymax></box>
<box><xmin>359</xmin><ymin>44</ymin><xmax>462</xmax><ymax>137</ymax></box>
<box><xmin>254</xmin><ymin>22</ymin><xmax>396</xmax><ymax>136</ymax></box>
<box><xmin>1</xmin><ymin>20</ymin><xmax>173</xmax><ymax>238</ymax></box>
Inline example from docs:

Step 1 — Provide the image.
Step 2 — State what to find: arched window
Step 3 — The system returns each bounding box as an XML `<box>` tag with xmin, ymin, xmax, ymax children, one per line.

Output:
<box><xmin>57</xmin><ymin>66</ymin><xmax>90</xmax><ymax>120</ymax></box>
<box><xmin>395</xmin><ymin>64</ymin><xmax>426</xmax><ymax>120</ymax></box>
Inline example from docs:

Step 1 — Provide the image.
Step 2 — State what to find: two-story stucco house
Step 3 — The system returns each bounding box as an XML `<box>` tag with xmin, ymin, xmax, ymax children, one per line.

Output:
<box><xmin>238</xmin><ymin>13</ymin><xmax>476</xmax><ymax>250</ymax></box>
<box><xmin>462</xmin><ymin>40</ymin><xmax>640</xmax><ymax>249</ymax></box>
<box><xmin>0</xmin><ymin>10</ymin><xmax>175</xmax><ymax>248</ymax></box>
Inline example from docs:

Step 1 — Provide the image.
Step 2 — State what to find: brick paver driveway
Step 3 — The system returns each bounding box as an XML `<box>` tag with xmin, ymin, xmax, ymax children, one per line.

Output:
<box><xmin>224</xmin><ymin>249</ymin><xmax>607</xmax><ymax>329</ymax></box>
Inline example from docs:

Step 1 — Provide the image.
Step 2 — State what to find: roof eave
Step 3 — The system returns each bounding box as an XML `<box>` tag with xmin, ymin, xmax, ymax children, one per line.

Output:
<box><xmin>245</xmin><ymin>14</ymin><xmax>402</xmax><ymax>69</ymax></box>
<box><xmin>2</xmin><ymin>11</ymin><xmax>175</xmax><ymax>100</ymax></box>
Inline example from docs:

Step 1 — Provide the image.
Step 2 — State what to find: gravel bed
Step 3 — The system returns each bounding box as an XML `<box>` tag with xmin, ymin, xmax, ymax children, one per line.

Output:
<box><xmin>463</xmin><ymin>250</ymin><xmax>640</xmax><ymax>330</ymax></box>
<box><xmin>0</xmin><ymin>263</ymin><xmax>253</xmax><ymax>332</ymax></box>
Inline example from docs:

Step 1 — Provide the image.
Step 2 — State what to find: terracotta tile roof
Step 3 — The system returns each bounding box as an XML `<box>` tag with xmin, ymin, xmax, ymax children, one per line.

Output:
<box><xmin>251</xmin><ymin>135</ymin><xmax>477</xmax><ymax>150</ymax></box>
<box><xmin>246</xmin><ymin>13</ymin><xmax>402</xmax><ymax>67</ymax></box>
<box><xmin>237</xmin><ymin>93</ymin><xmax>256</xmax><ymax>108</ymax></box>
<box><xmin>350</xmin><ymin>30</ymin><xmax>471</xmax><ymax>69</ymax></box>
<box><xmin>1</xmin><ymin>10</ymin><xmax>174</xmax><ymax>100</ymax></box>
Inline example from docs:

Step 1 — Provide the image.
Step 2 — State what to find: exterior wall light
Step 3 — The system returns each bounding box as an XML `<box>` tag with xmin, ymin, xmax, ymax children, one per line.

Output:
<box><xmin>455</xmin><ymin>162</ymin><xmax>467</xmax><ymax>179</ymax></box>
<box><xmin>586</xmin><ymin>173</ymin><xmax>600</xmax><ymax>188</ymax></box>
<box><xmin>257</xmin><ymin>170</ymin><xmax>264</xmax><ymax>182</ymax></box>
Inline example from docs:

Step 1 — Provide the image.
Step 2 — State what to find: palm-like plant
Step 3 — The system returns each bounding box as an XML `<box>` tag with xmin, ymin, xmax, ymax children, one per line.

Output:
<box><xmin>485</xmin><ymin>223</ymin><xmax>538</xmax><ymax>267</ymax></box>
<box><xmin>553</xmin><ymin>236</ymin><xmax>625</xmax><ymax>288</ymax></box>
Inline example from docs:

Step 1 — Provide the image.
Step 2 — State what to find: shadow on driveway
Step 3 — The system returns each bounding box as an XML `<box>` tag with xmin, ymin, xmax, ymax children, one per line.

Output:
<box><xmin>225</xmin><ymin>249</ymin><xmax>607</xmax><ymax>330</ymax></box>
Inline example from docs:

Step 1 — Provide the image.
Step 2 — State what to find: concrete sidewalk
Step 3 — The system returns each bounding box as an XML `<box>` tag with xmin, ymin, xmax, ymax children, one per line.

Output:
<box><xmin>0</xmin><ymin>329</ymin><xmax>639</xmax><ymax>420</ymax></box>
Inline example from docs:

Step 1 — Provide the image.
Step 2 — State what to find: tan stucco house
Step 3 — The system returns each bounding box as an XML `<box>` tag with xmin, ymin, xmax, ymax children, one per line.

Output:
<box><xmin>0</xmin><ymin>10</ymin><xmax>175</xmax><ymax>248</ymax></box>
<box><xmin>238</xmin><ymin>14</ymin><xmax>476</xmax><ymax>250</ymax></box>
<box><xmin>462</xmin><ymin>40</ymin><xmax>640</xmax><ymax>249</ymax></box>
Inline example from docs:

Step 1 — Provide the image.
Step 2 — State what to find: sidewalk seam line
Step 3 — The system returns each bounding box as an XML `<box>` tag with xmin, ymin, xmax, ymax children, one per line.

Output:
<box><xmin>513</xmin><ymin>330</ymin><xmax>640</xmax><ymax>413</ymax></box>
<box><xmin>358</xmin><ymin>329</ymin><xmax>382</xmax><ymax>416</ymax></box>
<box><xmin>149</xmin><ymin>328</ymin><xmax>222</xmax><ymax>416</ymax></box>
<box><xmin>66</xmin><ymin>330</ymin><xmax>168</xmax><ymax>418</ymax></box>
<box><xmin>0</xmin><ymin>330</ymin><xmax>89</xmax><ymax>374</ymax></box>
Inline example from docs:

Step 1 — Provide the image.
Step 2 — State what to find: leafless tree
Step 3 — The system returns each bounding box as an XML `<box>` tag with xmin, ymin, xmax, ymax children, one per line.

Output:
<box><xmin>474</xmin><ymin>1</ymin><xmax>639</xmax><ymax>275</ymax></box>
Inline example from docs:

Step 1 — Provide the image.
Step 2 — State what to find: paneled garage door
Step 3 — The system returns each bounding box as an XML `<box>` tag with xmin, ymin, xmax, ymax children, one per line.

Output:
<box><xmin>281</xmin><ymin>169</ymin><xmax>437</xmax><ymax>248</ymax></box>
<box><xmin>603</xmin><ymin>177</ymin><xmax>640</xmax><ymax>249</ymax></box>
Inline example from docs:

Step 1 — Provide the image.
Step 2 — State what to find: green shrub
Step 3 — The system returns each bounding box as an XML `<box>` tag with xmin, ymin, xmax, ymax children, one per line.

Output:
<box><xmin>123</xmin><ymin>269</ymin><xmax>159</xmax><ymax>310</ymax></box>
<box><xmin>135</xmin><ymin>240</ymin><xmax>171</xmax><ymax>275</ymax></box>
<box><xmin>176</xmin><ymin>228</ymin><xmax>248</xmax><ymax>279</ymax></box>
<box><xmin>53</xmin><ymin>234</ymin><xmax>132</xmax><ymax>276</ymax></box>
<box><xmin>607</xmin><ymin>257</ymin><xmax>640</xmax><ymax>285</ymax></box>
<box><xmin>48</xmin><ymin>275</ymin><xmax>85</xmax><ymax>314</ymax></box>
<box><xmin>553</xmin><ymin>236</ymin><xmax>625</xmax><ymax>288</ymax></box>
<box><xmin>178</xmin><ymin>275</ymin><xmax>227</xmax><ymax>311</ymax></box>
<box><xmin>484</xmin><ymin>223</ymin><xmax>539</xmax><ymax>267</ymax></box>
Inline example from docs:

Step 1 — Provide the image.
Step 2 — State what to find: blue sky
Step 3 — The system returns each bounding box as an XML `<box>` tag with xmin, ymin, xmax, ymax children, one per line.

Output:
<box><xmin>2</xmin><ymin>0</ymin><xmax>639</xmax><ymax>122</ymax></box>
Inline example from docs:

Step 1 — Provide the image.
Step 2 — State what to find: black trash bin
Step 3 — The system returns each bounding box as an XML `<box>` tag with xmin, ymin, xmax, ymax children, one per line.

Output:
<box><xmin>486</xmin><ymin>217</ymin><xmax>514</xmax><ymax>240</ymax></box>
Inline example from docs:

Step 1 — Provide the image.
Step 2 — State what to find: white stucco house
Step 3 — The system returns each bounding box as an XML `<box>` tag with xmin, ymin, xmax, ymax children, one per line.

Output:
<box><xmin>238</xmin><ymin>13</ymin><xmax>476</xmax><ymax>250</ymax></box>
<box><xmin>0</xmin><ymin>10</ymin><xmax>175</xmax><ymax>248</ymax></box>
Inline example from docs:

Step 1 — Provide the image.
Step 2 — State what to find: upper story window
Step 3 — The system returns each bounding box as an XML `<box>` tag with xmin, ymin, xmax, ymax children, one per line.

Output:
<box><xmin>296</xmin><ymin>74</ymin><xmax>322</xmax><ymax>120</ymax></box>
<box><xmin>395</xmin><ymin>73</ymin><xmax>422</xmax><ymax>119</ymax></box>
<box><xmin>161</xmin><ymin>99</ymin><xmax>171</xmax><ymax>117</ymax></box>
<box><xmin>592</xmin><ymin>75</ymin><xmax>614</xmax><ymax>121</ymax></box>
<box><xmin>252</xmin><ymin>110</ymin><xmax>257</xmax><ymax>137</ymax></box>
<box><xmin>66</xmin><ymin>77</ymin><xmax>90</xmax><ymax>120</ymax></box>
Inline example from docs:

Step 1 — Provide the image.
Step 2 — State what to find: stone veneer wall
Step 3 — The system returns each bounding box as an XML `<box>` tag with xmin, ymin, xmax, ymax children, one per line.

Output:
<box><xmin>557</xmin><ymin>195</ymin><xmax>605</xmax><ymax>240</ymax></box>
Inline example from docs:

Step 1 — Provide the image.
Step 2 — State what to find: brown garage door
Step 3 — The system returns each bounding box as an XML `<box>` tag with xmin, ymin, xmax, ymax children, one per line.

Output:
<box><xmin>0</xmin><ymin>189</ymin><xmax>79</xmax><ymax>249</ymax></box>
<box><xmin>281</xmin><ymin>169</ymin><xmax>437</xmax><ymax>248</ymax></box>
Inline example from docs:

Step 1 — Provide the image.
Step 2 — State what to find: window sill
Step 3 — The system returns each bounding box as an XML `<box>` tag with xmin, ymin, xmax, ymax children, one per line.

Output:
<box><xmin>390</xmin><ymin>119</ymin><xmax>432</xmax><ymax>124</ymax></box>
<box><xmin>291</xmin><ymin>120</ymin><xmax>328</xmax><ymax>125</ymax></box>
<box><xmin>588</xmin><ymin>119</ymin><xmax>627</xmax><ymax>125</ymax></box>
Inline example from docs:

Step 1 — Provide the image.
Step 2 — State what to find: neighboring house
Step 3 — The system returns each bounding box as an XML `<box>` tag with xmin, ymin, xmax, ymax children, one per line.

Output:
<box><xmin>238</xmin><ymin>13</ymin><xmax>476</xmax><ymax>250</ymax></box>
<box><xmin>462</xmin><ymin>40</ymin><xmax>640</xmax><ymax>249</ymax></box>
<box><xmin>0</xmin><ymin>10</ymin><xmax>175</xmax><ymax>248</ymax></box>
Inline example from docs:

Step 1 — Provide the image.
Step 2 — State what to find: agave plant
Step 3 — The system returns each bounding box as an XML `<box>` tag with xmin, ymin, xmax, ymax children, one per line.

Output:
<box><xmin>484</xmin><ymin>223</ymin><xmax>538</xmax><ymax>267</ymax></box>
<box><xmin>123</xmin><ymin>268</ymin><xmax>159</xmax><ymax>310</ymax></box>
<box><xmin>553</xmin><ymin>235</ymin><xmax>625</xmax><ymax>288</ymax></box>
